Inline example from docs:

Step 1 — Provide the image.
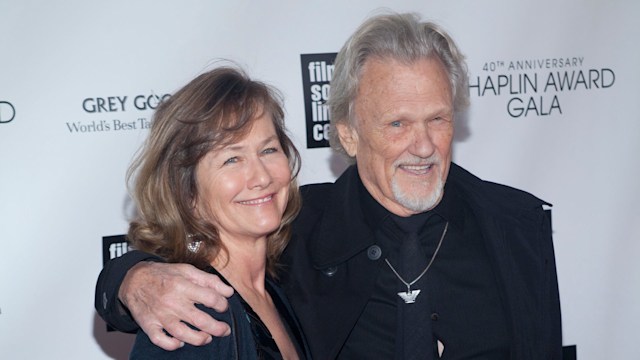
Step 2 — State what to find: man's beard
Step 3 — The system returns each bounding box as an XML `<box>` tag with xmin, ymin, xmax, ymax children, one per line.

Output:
<box><xmin>391</xmin><ymin>155</ymin><xmax>445</xmax><ymax>213</ymax></box>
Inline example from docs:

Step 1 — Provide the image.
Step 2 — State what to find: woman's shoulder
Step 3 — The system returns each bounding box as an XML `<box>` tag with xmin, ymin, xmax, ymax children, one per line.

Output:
<box><xmin>129</xmin><ymin>267</ymin><xmax>257</xmax><ymax>359</ymax></box>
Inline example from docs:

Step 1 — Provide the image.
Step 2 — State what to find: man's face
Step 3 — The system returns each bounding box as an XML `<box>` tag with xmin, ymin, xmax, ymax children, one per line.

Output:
<box><xmin>336</xmin><ymin>57</ymin><xmax>454</xmax><ymax>217</ymax></box>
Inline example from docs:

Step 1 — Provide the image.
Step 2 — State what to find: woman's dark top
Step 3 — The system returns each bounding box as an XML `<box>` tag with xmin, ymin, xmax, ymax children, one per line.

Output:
<box><xmin>129</xmin><ymin>267</ymin><xmax>311</xmax><ymax>359</ymax></box>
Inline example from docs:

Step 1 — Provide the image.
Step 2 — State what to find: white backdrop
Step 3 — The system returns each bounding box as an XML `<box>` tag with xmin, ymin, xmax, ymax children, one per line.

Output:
<box><xmin>1</xmin><ymin>1</ymin><xmax>639</xmax><ymax>359</ymax></box>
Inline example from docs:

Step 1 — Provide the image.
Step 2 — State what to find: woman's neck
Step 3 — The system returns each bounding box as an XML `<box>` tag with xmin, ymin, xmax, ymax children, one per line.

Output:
<box><xmin>212</xmin><ymin>235</ymin><xmax>269</xmax><ymax>295</ymax></box>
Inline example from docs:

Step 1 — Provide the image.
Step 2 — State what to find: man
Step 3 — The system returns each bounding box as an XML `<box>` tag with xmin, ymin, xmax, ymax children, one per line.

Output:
<box><xmin>96</xmin><ymin>12</ymin><xmax>562</xmax><ymax>359</ymax></box>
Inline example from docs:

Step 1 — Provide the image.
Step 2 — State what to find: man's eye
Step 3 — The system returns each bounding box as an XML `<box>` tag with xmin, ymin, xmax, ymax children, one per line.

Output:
<box><xmin>429</xmin><ymin>117</ymin><xmax>451</xmax><ymax>128</ymax></box>
<box><xmin>390</xmin><ymin>121</ymin><xmax>401</xmax><ymax>127</ymax></box>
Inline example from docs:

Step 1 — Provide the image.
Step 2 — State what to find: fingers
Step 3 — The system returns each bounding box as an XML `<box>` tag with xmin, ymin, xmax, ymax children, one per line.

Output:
<box><xmin>141</xmin><ymin>321</ymin><xmax>215</xmax><ymax>350</ymax></box>
<box><xmin>142</xmin><ymin>323</ymin><xmax>186</xmax><ymax>351</ymax></box>
<box><xmin>159</xmin><ymin>320</ymin><xmax>212</xmax><ymax>347</ymax></box>
<box><xmin>162</xmin><ymin>265</ymin><xmax>232</xmax><ymax>336</ymax></box>
<box><xmin>174</xmin><ymin>263</ymin><xmax>234</xmax><ymax>313</ymax></box>
<box><xmin>118</xmin><ymin>261</ymin><xmax>232</xmax><ymax>349</ymax></box>
<box><xmin>182</xmin><ymin>264</ymin><xmax>235</xmax><ymax>297</ymax></box>
<box><xmin>138</xmin><ymin>290</ymin><xmax>229</xmax><ymax>349</ymax></box>
<box><xmin>182</xmin><ymin>306</ymin><xmax>231</xmax><ymax>338</ymax></box>
<box><xmin>151</xmin><ymin>280</ymin><xmax>232</xmax><ymax>338</ymax></box>
<box><xmin>189</xmin><ymin>280</ymin><xmax>234</xmax><ymax>314</ymax></box>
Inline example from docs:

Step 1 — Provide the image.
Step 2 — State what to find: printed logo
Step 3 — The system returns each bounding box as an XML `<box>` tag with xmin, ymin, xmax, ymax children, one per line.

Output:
<box><xmin>101</xmin><ymin>234</ymin><xmax>131</xmax><ymax>332</ymax></box>
<box><xmin>68</xmin><ymin>93</ymin><xmax>170</xmax><ymax>134</ymax></box>
<box><xmin>0</xmin><ymin>101</ymin><xmax>16</xmax><ymax>124</ymax></box>
<box><xmin>301</xmin><ymin>53</ymin><xmax>337</xmax><ymax>148</ymax></box>
<box><xmin>470</xmin><ymin>56</ymin><xmax>615</xmax><ymax>118</ymax></box>
<box><xmin>102</xmin><ymin>234</ymin><xmax>131</xmax><ymax>265</ymax></box>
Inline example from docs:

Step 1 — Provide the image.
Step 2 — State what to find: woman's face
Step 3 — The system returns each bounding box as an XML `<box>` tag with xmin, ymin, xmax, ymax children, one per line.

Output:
<box><xmin>195</xmin><ymin>114</ymin><xmax>291</xmax><ymax>242</ymax></box>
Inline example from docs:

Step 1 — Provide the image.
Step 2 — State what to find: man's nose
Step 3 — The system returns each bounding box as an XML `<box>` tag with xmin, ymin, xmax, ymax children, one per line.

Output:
<box><xmin>410</xmin><ymin>123</ymin><xmax>436</xmax><ymax>158</ymax></box>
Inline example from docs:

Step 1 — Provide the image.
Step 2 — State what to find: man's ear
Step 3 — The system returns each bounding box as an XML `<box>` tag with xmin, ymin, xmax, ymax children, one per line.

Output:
<box><xmin>335</xmin><ymin>122</ymin><xmax>358</xmax><ymax>157</ymax></box>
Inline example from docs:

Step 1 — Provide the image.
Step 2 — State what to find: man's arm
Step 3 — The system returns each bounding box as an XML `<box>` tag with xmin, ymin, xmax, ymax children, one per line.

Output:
<box><xmin>95</xmin><ymin>250</ymin><xmax>160</xmax><ymax>332</ymax></box>
<box><xmin>95</xmin><ymin>250</ymin><xmax>234</xmax><ymax>350</ymax></box>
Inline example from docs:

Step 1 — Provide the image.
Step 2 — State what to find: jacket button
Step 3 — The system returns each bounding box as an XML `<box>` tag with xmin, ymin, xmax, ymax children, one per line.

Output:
<box><xmin>367</xmin><ymin>245</ymin><xmax>382</xmax><ymax>260</ymax></box>
<box><xmin>431</xmin><ymin>313</ymin><xmax>440</xmax><ymax>321</ymax></box>
<box><xmin>322</xmin><ymin>266</ymin><xmax>338</xmax><ymax>277</ymax></box>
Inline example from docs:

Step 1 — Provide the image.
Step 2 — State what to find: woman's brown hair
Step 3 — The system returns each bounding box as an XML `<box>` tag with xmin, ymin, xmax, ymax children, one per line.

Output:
<box><xmin>127</xmin><ymin>66</ymin><xmax>301</xmax><ymax>276</ymax></box>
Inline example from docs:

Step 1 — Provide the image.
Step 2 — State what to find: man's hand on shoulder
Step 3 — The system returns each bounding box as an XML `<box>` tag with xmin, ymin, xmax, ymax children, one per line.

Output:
<box><xmin>119</xmin><ymin>261</ymin><xmax>234</xmax><ymax>350</ymax></box>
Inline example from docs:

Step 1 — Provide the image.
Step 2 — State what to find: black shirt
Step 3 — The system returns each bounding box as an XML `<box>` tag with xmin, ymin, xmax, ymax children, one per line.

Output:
<box><xmin>336</xmin><ymin>177</ymin><xmax>510</xmax><ymax>359</ymax></box>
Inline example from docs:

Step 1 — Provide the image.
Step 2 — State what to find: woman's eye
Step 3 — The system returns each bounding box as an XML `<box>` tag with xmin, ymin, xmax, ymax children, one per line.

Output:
<box><xmin>223</xmin><ymin>157</ymin><xmax>238</xmax><ymax>165</ymax></box>
<box><xmin>262</xmin><ymin>147</ymin><xmax>279</xmax><ymax>154</ymax></box>
<box><xmin>390</xmin><ymin>121</ymin><xmax>401</xmax><ymax>127</ymax></box>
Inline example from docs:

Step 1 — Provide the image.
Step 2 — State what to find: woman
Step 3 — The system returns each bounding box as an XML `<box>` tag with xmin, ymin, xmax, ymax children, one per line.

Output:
<box><xmin>127</xmin><ymin>66</ymin><xmax>309</xmax><ymax>359</ymax></box>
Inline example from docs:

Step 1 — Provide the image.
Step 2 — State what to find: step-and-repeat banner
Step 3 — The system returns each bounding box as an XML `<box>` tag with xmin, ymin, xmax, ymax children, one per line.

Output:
<box><xmin>1</xmin><ymin>1</ymin><xmax>638</xmax><ymax>359</ymax></box>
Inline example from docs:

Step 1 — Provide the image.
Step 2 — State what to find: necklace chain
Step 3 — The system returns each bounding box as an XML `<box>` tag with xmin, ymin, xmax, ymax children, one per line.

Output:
<box><xmin>385</xmin><ymin>221</ymin><xmax>449</xmax><ymax>293</ymax></box>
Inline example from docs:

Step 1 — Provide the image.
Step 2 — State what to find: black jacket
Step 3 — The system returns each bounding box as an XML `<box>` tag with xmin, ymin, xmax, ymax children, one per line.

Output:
<box><xmin>280</xmin><ymin>164</ymin><xmax>562</xmax><ymax>359</ymax></box>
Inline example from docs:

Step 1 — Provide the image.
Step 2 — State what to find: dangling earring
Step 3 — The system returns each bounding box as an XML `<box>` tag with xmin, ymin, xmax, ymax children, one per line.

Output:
<box><xmin>186</xmin><ymin>234</ymin><xmax>202</xmax><ymax>253</ymax></box>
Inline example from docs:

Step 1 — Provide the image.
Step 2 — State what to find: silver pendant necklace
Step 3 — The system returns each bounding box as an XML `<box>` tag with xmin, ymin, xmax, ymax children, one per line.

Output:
<box><xmin>384</xmin><ymin>222</ymin><xmax>449</xmax><ymax>304</ymax></box>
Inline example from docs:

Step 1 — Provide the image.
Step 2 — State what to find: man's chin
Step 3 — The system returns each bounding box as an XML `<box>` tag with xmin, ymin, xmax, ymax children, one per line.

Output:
<box><xmin>393</xmin><ymin>189</ymin><xmax>442</xmax><ymax>213</ymax></box>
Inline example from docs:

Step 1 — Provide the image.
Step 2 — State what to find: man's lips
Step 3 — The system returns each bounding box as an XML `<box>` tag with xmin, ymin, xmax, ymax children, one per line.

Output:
<box><xmin>398</xmin><ymin>163</ymin><xmax>435</xmax><ymax>175</ymax></box>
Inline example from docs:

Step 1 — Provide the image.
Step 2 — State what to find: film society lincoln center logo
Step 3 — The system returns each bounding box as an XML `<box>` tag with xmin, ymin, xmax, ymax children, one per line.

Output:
<box><xmin>101</xmin><ymin>234</ymin><xmax>130</xmax><ymax>331</ymax></box>
<box><xmin>301</xmin><ymin>53</ymin><xmax>337</xmax><ymax>149</ymax></box>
